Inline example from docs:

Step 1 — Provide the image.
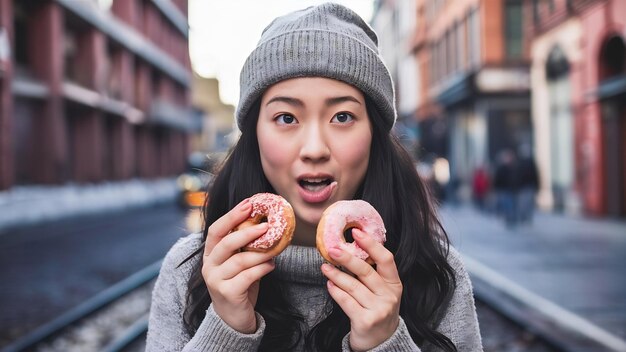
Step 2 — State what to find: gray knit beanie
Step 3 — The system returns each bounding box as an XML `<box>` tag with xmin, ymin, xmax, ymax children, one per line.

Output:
<box><xmin>236</xmin><ymin>2</ymin><xmax>396</xmax><ymax>131</ymax></box>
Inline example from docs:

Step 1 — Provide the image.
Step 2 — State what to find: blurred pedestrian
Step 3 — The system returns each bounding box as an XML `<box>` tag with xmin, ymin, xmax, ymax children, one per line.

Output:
<box><xmin>472</xmin><ymin>165</ymin><xmax>490</xmax><ymax>211</ymax></box>
<box><xmin>516</xmin><ymin>145</ymin><xmax>539</xmax><ymax>224</ymax></box>
<box><xmin>146</xmin><ymin>4</ymin><xmax>481</xmax><ymax>352</ymax></box>
<box><xmin>493</xmin><ymin>149</ymin><xmax>518</xmax><ymax>227</ymax></box>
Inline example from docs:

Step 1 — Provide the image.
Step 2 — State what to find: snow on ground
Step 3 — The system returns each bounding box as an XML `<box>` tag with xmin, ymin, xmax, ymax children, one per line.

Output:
<box><xmin>0</xmin><ymin>178</ymin><xmax>178</xmax><ymax>233</ymax></box>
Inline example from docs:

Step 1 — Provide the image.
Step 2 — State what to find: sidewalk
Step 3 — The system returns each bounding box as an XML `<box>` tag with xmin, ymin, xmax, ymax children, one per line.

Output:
<box><xmin>440</xmin><ymin>205</ymin><xmax>626</xmax><ymax>352</ymax></box>
<box><xmin>0</xmin><ymin>178</ymin><xmax>178</xmax><ymax>234</ymax></box>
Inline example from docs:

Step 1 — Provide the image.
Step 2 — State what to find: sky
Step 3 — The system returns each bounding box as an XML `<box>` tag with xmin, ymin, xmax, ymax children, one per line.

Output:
<box><xmin>188</xmin><ymin>0</ymin><xmax>375</xmax><ymax>107</ymax></box>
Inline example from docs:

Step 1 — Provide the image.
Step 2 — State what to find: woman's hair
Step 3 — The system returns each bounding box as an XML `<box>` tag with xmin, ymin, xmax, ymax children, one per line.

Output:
<box><xmin>181</xmin><ymin>97</ymin><xmax>458</xmax><ymax>351</ymax></box>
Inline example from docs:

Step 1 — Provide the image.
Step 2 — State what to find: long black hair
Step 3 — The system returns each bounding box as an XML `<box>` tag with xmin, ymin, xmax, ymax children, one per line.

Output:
<box><xmin>181</xmin><ymin>97</ymin><xmax>458</xmax><ymax>351</ymax></box>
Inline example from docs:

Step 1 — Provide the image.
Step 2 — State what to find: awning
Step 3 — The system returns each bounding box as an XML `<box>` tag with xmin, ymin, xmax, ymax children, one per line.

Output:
<box><xmin>596</xmin><ymin>74</ymin><xmax>626</xmax><ymax>100</ymax></box>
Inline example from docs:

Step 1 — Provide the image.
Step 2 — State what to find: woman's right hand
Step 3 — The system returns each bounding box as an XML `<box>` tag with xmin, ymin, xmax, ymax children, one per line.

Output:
<box><xmin>202</xmin><ymin>198</ymin><xmax>275</xmax><ymax>334</ymax></box>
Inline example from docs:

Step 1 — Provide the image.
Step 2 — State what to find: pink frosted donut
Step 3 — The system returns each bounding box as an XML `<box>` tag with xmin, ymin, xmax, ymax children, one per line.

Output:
<box><xmin>235</xmin><ymin>193</ymin><xmax>295</xmax><ymax>256</ymax></box>
<box><xmin>316</xmin><ymin>200</ymin><xmax>386</xmax><ymax>265</ymax></box>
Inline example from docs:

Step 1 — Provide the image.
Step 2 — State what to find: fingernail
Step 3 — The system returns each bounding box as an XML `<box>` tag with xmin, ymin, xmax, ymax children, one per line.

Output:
<box><xmin>352</xmin><ymin>229</ymin><xmax>364</xmax><ymax>239</ymax></box>
<box><xmin>328</xmin><ymin>247</ymin><xmax>342</xmax><ymax>258</ymax></box>
<box><xmin>321</xmin><ymin>263</ymin><xmax>333</xmax><ymax>272</ymax></box>
<box><xmin>327</xmin><ymin>280</ymin><xmax>335</xmax><ymax>288</ymax></box>
<box><xmin>238</xmin><ymin>199</ymin><xmax>250</xmax><ymax>210</ymax></box>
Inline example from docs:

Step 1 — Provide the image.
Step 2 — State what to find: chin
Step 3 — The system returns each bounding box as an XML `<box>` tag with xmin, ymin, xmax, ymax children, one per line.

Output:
<box><xmin>296</xmin><ymin>211</ymin><xmax>323</xmax><ymax>228</ymax></box>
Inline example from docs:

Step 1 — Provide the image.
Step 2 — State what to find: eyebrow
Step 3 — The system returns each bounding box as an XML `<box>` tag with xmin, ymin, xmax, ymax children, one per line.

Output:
<box><xmin>265</xmin><ymin>96</ymin><xmax>304</xmax><ymax>107</ymax></box>
<box><xmin>325</xmin><ymin>96</ymin><xmax>362</xmax><ymax>106</ymax></box>
<box><xmin>265</xmin><ymin>95</ymin><xmax>362</xmax><ymax>107</ymax></box>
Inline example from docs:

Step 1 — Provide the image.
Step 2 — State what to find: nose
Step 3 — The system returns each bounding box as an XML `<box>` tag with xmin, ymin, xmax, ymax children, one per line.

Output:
<box><xmin>299</xmin><ymin>122</ymin><xmax>330</xmax><ymax>163</ymax></box>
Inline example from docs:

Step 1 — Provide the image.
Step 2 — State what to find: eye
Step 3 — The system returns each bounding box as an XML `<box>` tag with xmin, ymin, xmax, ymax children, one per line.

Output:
<box><xmin>331</xmin><ymin>112</ymin><xmax>354</xmax><ymax>124</ymax></box>
<box><xmin>275</xmin><ymin>114</ymin><xmax>298</xmax><ymax>125</ymax></box>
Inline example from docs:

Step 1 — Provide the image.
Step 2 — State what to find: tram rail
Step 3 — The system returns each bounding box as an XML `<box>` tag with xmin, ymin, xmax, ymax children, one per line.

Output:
<box><xmin>3</xmin><ymin>254</ymin><xmax>601</xmax><ymax>352</ymax></box>
<box><xmin>1</xmin><ymin>261</ymin><xmax>161</xmax><ymax>352</ymax></box>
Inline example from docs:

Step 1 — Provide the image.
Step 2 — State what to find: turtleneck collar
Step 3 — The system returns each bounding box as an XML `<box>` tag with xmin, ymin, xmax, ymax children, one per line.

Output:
<box><xmin>273</xmin><ymin>245</ymin><xmax>326</xmax><ymax>285</ymax></box>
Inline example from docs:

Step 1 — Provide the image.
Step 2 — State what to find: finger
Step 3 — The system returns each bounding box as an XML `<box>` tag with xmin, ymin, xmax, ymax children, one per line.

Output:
<box><xmin>227</xmin><ymin>260</ymin><xmax>276</xmax><ymax>293</ymax></box>
<box><xmin>322</xmin><ymin>262</ymin><xmax>375</xmax><ymax>307</ymax></box>
<box><xmin>204</xmin><ymin>199</ymin><xmax>251</xmax><ymax>256</ymax></box>
<box><xmin>326</xmin><ymin>245</ymin><xmax>388</xmax><ymax>296</ymax></box>
<box><xmin>328</xmin><ymin>243</ymin><xmax>378</xmax><ymax>280</ymax></box>
<box><xmin>220</xmin><ymin>251</ymin><xmax>275</xmax><ymax>280</ymax></box>
<box><xmin>352</xmin><ymin>229</ymin><xmax>401</xmax><ymax>284</ymax></box>
<box><xmin>208</xmin><ymin>223</ymin><xmax>269</xmax><ymax>265</ymax></box>
<box><xmin>326</xmin><ymin>279</ymin><xmax>364</xmax><ymax>318</ymax></box>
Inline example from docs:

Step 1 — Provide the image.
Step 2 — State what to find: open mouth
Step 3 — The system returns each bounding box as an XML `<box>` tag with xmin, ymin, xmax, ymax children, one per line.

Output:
<box><xmin>298</xmin><ymin>178</ymin><xmax>333</xmax><ymax>192</ymax></box>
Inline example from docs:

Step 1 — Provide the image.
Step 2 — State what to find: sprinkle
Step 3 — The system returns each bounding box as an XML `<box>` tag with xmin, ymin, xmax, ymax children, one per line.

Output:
<box><xmin>321</xmin><ymin>200</ymin><xmax>386</xmax><ymax>260</ymax></box>
<box><xmin>246</xmin><ymin>193</ymin><xmax>291</xmax><ymax>249</ymax></box>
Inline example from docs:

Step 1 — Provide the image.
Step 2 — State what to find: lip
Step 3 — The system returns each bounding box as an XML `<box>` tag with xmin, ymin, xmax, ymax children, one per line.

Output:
<box><xmin>296</xmin><ymin>173</ymin><xmax>337</xmax><ymax>204</ymax></box>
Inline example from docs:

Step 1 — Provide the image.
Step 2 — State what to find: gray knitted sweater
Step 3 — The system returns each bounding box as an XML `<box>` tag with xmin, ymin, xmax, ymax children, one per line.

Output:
<box><xmin>146</xmin><ymin>233</ymin><xmax>483</xmax><ymax>351</ymax></box>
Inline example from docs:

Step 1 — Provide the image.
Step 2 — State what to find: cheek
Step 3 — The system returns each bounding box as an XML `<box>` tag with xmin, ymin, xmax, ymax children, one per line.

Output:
<box><xmin>258</xmin><ymin>132</ymin><xmax>291</xmax><ymax>171</ymax></box>
<box><xmin>337</xmin><ymin>135</ymin><xmax>371</xmax><ymax>171</ymax></box>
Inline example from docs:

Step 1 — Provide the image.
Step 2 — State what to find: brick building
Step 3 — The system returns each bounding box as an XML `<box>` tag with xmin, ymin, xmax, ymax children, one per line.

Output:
<box><xmin>421</xmin><ymin>0</ymin><xmax>532</xmax><ymax>195</ymax></box>
<box><xmin>528</xmin><ymin>0</ymin><xmax>626</xmax><ymax>217</ymax></box>
<box><xmin>373</xmin><ymin>0</ymin><xmax>625</xmax><ymax>217</ymax></box>
<box><xmin>0</xmin><ymin>0</ymin><xmax>196</xmax><ymax>190</ymax></box>
<box><xmin>371</xmin><ymin>0</ymin><xmax>422</xmax><ymax>156</ymax></box>
<box><xmin>377</xmin><ymin>0</ymin><xmax>533</xmax><ymax>201</ymax></box>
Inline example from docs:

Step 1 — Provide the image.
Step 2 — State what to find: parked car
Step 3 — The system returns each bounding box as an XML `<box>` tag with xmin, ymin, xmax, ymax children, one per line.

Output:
<box><xmin>176</xmin><ymin>152</ymin><xmax>213</xmax><ymax>209</ymax></box>
<box><xmin>177</xmin><ymin>172</ymin><xmax>210</xmax><ymax>208</ymax></box>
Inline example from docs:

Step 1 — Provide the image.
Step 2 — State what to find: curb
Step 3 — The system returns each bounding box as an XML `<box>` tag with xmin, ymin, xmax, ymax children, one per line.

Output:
<box><xmin>464</xmin><ymin>254</ymin><xmax>626</xmax><ymax>352</ymax></box>
<box><xmin>0</xmin><ymin>178</ymin><xmax>178</xmax><ymax>234</ymax></box>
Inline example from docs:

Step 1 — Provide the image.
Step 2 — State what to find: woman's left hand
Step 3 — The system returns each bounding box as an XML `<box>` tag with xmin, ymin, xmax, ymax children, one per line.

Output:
<box><xmin>321</xmin><ymin>228</ymin><xmax>403</xmax><ymax>351</ymax></box>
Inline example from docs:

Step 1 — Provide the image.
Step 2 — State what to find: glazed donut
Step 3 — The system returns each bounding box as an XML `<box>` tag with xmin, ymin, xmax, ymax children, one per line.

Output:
<box><xmin>316</xmin><ymin>200</ymin><xmax>386</xmax><ymax>265</ymax></box>
<box><xmin>235</xmin><ymin>193</ymin><xmax>295</xmax><ymax>257</ymax></box>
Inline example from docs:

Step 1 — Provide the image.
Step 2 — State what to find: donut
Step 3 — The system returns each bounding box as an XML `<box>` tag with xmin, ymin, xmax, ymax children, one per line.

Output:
<box><xmin>235</xmin><ymin>193</ymin><xmax>295</xmax><ymax>257</ymax></box>
<box><xmin>316</xmin><ymin>200</ymin><xmax>386</xmax><ymax>265</ymax></box>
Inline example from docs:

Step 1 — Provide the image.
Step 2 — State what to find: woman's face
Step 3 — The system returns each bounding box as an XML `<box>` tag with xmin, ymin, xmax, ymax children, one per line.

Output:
<box><xmin>257</xmin><ymin>77</ymin><xmax>372</xmax><ymax>238</ymax></box>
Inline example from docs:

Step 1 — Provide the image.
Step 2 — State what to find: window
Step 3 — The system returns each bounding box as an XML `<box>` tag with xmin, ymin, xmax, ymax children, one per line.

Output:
<box><xmin>443</xmin><ymin>30</ymin><xmax>454</xmax><ymax>80</ymax></box>
<box><xmin>469</xmin><ymin>7</ymin><xmax>481</xmax><ymax>68</ymax></box>
<box><xmin>13</xmin><ymin>2</ymin><xmax>30</xmax><ymax>69</ymax></box>
<box><xmin>600</xmin><ymin>36</ymin><xmax>626</xmax><ymax>79</ymax></box>
<box><xmin>447</xmin><ymin>29</ymin><xmax>454</xmax><ymax>77</ymax></box>
<box><xmin>458</xmin><ymin>20</ymin><xmax>465</xmax><ymax>71</ymax></box>
<box><xmin>431</xmin><ymin>43</ymin><xmax>436</xmax><ymax>85</ymax></box>
<box><xmin>63</xmin><ymin>28</ymin><xmax>78</xmax><ymax>82</ymax></box>
<box><xmin>505</xmin><ymin>0</ymin><xmax>524</xmax><ymax>59</ymax></box>
<box><xmin>453</xmin><ymin>21</ymin><xmax>461</xmax><ymax>73</ymax></box>
<box><xmin>438</xmin><ymin>40</ymin><xmax>444</xmax><ymax>83</ymax></box>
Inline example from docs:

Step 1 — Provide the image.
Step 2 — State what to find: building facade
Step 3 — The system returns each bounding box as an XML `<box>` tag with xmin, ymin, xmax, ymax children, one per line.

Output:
<box><xmin>0</xmin><ymin>0</ymin><xmax>196</xmax><ymax>190</ymax></box>
<box><xmin>408</xmin><ymin>0</ymin><xmax>533</xmax><ymax>201</ymax></box>
<box><xmin>371</xmin><ymin>0</ymin><xmax>421</xmax><ymax>155</ymax></box>
<box><xmin>373</xmin><ymin>0</ymin><xmax>625</xmax><ymax>217</ymax></box>
<box><xmin>373</xmin><ymin>0</ymin><xmax>534</xmax><ymax>201</ymax></box>
<box><xmin>191</xmin><ymin>74</ymin><xmax>236</xmax><ymax>156</ymax></box>
<box><xmin>529</xmin><ymin>0</ymin><xmax>626</xmax><ymax>217</ymax></box>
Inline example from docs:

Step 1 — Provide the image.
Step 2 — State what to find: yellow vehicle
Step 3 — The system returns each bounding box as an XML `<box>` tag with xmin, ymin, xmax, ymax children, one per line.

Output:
<box><xmin>177</xmin><ymin>153</ymin><xmax>213</xmax><ymax>209</ymax></box>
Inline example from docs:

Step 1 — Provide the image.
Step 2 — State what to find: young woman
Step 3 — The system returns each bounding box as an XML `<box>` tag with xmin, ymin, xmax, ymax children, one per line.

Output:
<box><xmin>146</xmin><ymin>3</ymin><xmax>482</xmax><ymax>351</ymax></box>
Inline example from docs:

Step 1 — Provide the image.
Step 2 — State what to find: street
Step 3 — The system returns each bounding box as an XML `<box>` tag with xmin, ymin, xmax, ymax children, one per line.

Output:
<box><xmin>441</xmin><ymin>205</ymin><xmax>626</xmax><ymax>346</ymax></box>
<box><xmin>1</xmin><ymin>203</ymin><xmax>562</xmax><ymax>351</ymax></box>
<box><xmin>0</xmin><ymin>204</ymin><xmax>188</xmax><ymax>347</ymax></box>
